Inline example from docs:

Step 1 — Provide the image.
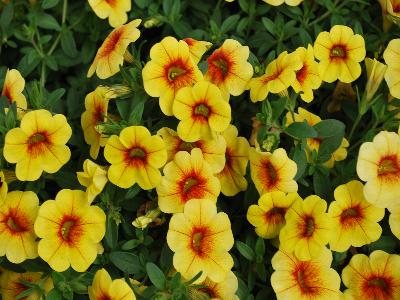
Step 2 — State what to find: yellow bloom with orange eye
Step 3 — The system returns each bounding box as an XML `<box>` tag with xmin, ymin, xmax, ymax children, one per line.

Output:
<box><xmin>314</xmin><ymin>25</ymin><xmax>366</xmax><ymax>83</ymax></box>
<box><xmin>328</xmin><ymin>180</ymin><xmax>385</xmax><ymax>252</ymax></box>
<box><xmin>34</xmin><ymin>189</ymin><xmax>106</xmax><ymax>272</ymax></box>
<box><xmin>157</xmin><ymin>127</ymin><xmax>226</xmax><ymax>173</ymax></box>
<box><xmin>167</xmin><ymin>199</ymin><xmax>234</xmax><ymax>283</ymax></box>
<box><xmin>248</xmin><ymin>51</ymin><xmax>302</xmax><ymax>102</ymax></box>
<box><xmin>342</xmin><ymin>250</ymin><xmax>400</xmax><ymax>300</ymax></box>
<box><xmin>365</xmin><ymin>58</ymin><xmax>387</xmax><ymax>102</ymax></box>
<box><xmin>77</xmin><ymin>159</ymin><xmax>108</xmax><ymax>203</ymax></box>
<box><xmin>88</xmin><ymin>268</ymin><xmax>136</xmax><ymax>300</ymax></box>
<box><xmin>142</xmin><ymin>36</ymin><xmax>203</xmax><ymax>116</ymax></box>
<box><xmin>249</xmin><ymin>147</ymin><xmax>298</xmax><ymax>196</ymax></box>
<box><xmin>216</xmin><ymin>125</ymin><xmax>250</xmax><ymax>196</ymax></box>
<box><xmin>173</xmin><ymin>81</ymin><xmax>231</xmax><ymax>142</ymax></box>
<box><xmin>88</xmin><ymin>0</ymin><xmax>131</xmax><ymax>28</ymax></box>
<box><xmin>357</xmin><ymin>131</ymin><xmax>400</xmax><ymax>209</ymax></box>
<box><xmin>1</xmin><ymin>69</ymin><xmax>27</xmax><ymax>117</ymax></box>
<box><xmin>183</xmin><ymin>38</ymin><xmax>212</xmax><ymax>64</ymax></box>
<box><xmin>157</xmin><ymin>148</ymin><xmax>220</xmax><ymax>214</ymax></box>
<box><xmin>87</xmin><ymin>19</ymin><xmax>141</xmax><ymax>79</ymax></box>
<box><xmin>279</xmin><ymin>195</ymin><xmax>333</xmax><ymax>261</ymax></box>
<box><xmin>204</xmin><ymin>39</ymin><xmax>253</xmax><ymax>101</ymax></box>
<box><xmin>3</xmin><ymin>109</ymin><xmax>72</xmax><ymax>182</ymax></box>
<box><xmin>291</xmin><ymin>45</ymin><xmax>322</xmax><ymax>103</ymax></box>
<box><xmin>0</xmin><ymin>191</ymin><xmax>39</xmax><ymax>263</ymax></box>
<box><xmin>384</xmin><ymin>39</ymin><xmax>400</xmax><ymax>99</ymax></box>
<box><xmin>247</xmin><ymin>192</ymin><xmax>300</xmax><ymax>239</ymax></box>
<box><xmin>0</xmin><ymin>171</ymin><xmax>7</xmax><ymax>200</ymax></box>
<box><xmin>104</xmin><ymin>126</ymin><xmax>167</xmax><ymax>189</ymax></box>
<box><xmin>263</xmin><ymin>0</ymin><xmax>303</xmax><ymax>6</ymax></box>
<box><xmin>81</xmin><ymin>86</ymin><xmax>116</xmax><ymax>160</ymax></box>
<box><xmin>271</xmin><ymin>248</ymin><xmax>342</xmax><ymax>300</ymax></box>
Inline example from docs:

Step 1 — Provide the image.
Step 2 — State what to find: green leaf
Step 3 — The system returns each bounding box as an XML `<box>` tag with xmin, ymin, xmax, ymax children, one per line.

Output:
<box><xmin>42</xmin><ymin>0</ymin><xmax>60</xmax><ymax>9</ymax></box>
<box><xmin>124</xmin><ymin>184</ymin><xmax>141</xmax><ymax>200</ymax></box>
<box><xmin>105</xmin><ymin>215</ymin><xmax>118</xmax><ymax>250</ymax></box>
<box><xmin>109</xmin><ymin>251</ymin><xmax>142</xmax><ymax>274</ymax></box>
<box><xmin>235</xmin><ymin>241</ymin><xmax>255</xmax><ymax>261</ymax></box>
<box><xmin>313</xmin><ymin>119</ymin><xmax>345</xmax><ymax>138</ymax></box>
<box><xmin>255</xmin><ymin>237</ymin><xmax>265</xmax><ymax>257</ymax></box>
<box><xmin>37</xmin><ymin>13</ymin><xmax>61</xmax><ymax>31</ymax></box>
<box><xmin>121</xmin><ymin>239</ymin><xmax>141</xmax><ymax>250</ymax></box>
<box><xmin>285</xmin><ymin>121</ymin><xmax>318</xmax><ymax>139</ymax></box>
<box><xmin>313</xmin><ymin>168</ymin><xmax>331</xmax><ymax>199</ymax></box>
<box><xmin>128</xmin><ymin>97</ymin><xmax>145</xmax><ymax>126</ymax></box>
<box><xmin>293</xmin><ymin>143</ymin><xmax>307</xmax><ymax>180</ymax></box>
<box><xmin>0</xmin><ymin>3</ymin><xmax>13</xmax><ymax>30</ymax></box>
<box><xmin>221</xmin><ymin>14</ymin><xmax>240</xmax><ymax>33</ymax></box>
<box><xmin>262</xmin><ymin>17</ymin><xmax>275</xmax><ymax>35</ymax></box>
<box><xmin>61</xmin><ymin>27</ymin><xmax>78</xmax><ymax>57</ymax></box>
<box><xmin>146</xmin><ymin>262</ymin><xmax>166</xmax><ymax>290</ymax></box>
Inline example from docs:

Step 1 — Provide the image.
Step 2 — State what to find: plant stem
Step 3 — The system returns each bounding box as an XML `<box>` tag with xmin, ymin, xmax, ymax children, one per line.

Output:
<box><xmin>348</xmin><ymin>114</ymin><xmax>362</xmax><ymax>141</ymax></box>
<box><xmin>308</xmin><ymin>0</ymin><xmax>345</xmax><ymax>26</ymax></box>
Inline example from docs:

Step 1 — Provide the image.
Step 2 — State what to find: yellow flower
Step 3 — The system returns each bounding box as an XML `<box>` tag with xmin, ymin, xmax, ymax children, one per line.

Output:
<box><xmin>249</xmin><ymin>147</ymin><xmax>298</xmax><ymax>195</ymax></box>
<box><xmin>262</xmin><ymin>0</ymin><xmax>303</xmax><ymax>6</ymax></box>
<box><xmin>342</xmin><ymin>250</ymin><xmax>400</xmax><ymax>299</ymax></box>
<box><xmin>216</xmin><ymin>125</ymin><xmax>250</xmax><ymax>196</ymax></box>
<box><xmin>183</xmin><ymin>38</ymin><xmax>212</xmax><ymax>64</ymax></box>
<box><xmin>104</xmin><ymin>126</ymin><xmax>167</xmax><ymax>189</ymax></box>
<box><xmin>81</xmin><ymin>86</ymin><xmax>115</xmax><ymax>159</ymax></box>
<box><xmin>142</xmin><ymin>36</ymin><xmax>203</xmax><ymax>116</ymax></box>
<box><xmin>291</xmin><ymin>45</ymin><xmax>322</xmax><ymax>102</ymax></box>
<box><xmin>279</xmin><ymin>195</ymin><xmax>333</xmax><ymax>261</ymax></box>
<box><xmin>132</xmin><ymin>208</ymin><xmax>161</xmax><ymax>230</ymax></box>
<box><xmin>247</xmin><ymin>191</ymin><xmax>300</xmax><ymax>239</ymax></box>
<box><xmin>204</xmin><ymin>39</ymin><xmax>253</xmax><ymax>101</ymax></box>
<box><xmin>328</xmin><ymin>180</ymin><xmax>385</xmax><ymax>252</ymax></box>
<box><xmin>157</xmin><ymin>148</ymin><xmax>220</xmax><ymax>213</ymax></box>
<box><xmin>271</xmin><ymin>248</ymin><xmax>342</xmax><ymax>300</ymax></box>
<box><xmin>0</xmin><ymin>171</ymin><xmax>7</xmax><ymax>200</ymax></box>
<box><xmin>1</xmin><ymin>69</ymin><xmax>27</xmax><ymax>117</ymax></box>
<box><xmin>88</xmin><ymin>268</ymin><xmax>136</xmax><ymax>300</ymax></box>
<box><xmin>365</xmin><ymin>58</ymin><xmax>388</xmax><ymax>101</ymax></box>
<box><xmin>383</xmin><ymin>39</ymin><xmax>400</xmax><ymax>98</ymax></box>
<box><xmin>157</xmin><ymin>127</ymin><xmax>226</xmax><ymax>173</ymax></box>
<box><xmin>0</xmin><ymin>191</ymin><xmax>39</xmax><ymax>263</ymax></box>
<box><xmin>249</xmin><ymin>51</ymin><xmax>302</xmax><ymax>102</ymax></box>
<box><xmin>88</xmin><ymin>0</ymin><xmax>131</xmax><ymax>28</ymax></box>
<box><xmin>77</xmin><ymin>159</ymin><xmax>108</xmax><ymax>203</ymax></box>
<box><xmin>87</xmin><ymin>19</ymin><xmax>141</xmax><ymax>79</ymax></box>
<box><xmin>3</xmin><ymin>109</ymin><xmax>72</xmax><ymax>181</ymax></box>
<box><xmin>34</xmin><ymin>189</ymin><xmax>106</xmax><ymax>272</ymax></box>
<box><xmin>357</xmin><ymin>131</ymin><xmax>400</xmax><ymax>209</ymax></box>
<box><xmin>314</xmin><ymin>25</ymin><xmax>366</xmax><ymax>83</ymax></box>
<box><xmin>167</xmin><ymin>199</ymin><xmax>234</xmax><ymax>283</ymax></box>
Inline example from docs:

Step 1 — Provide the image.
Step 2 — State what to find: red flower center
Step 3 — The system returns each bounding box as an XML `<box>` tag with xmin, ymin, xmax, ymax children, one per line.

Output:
<box><xmin>179</xmin><ymin>173</ymin><xmax>206</xmax><ymax>203</ymax></box>
<box><xmin>190</xmin><ymin>226</ymin><xmax>210</xmax><ymax>257</ymax></box>
<box><xmin>261</xmin><ymin>161</ymin><xmax>279</xmax><ymax>190</ymax></box>
<box><xmin>292</xmin><ymin>262</ymin><xmax>321</xmax><ymax>296</ymax></box>
<box><xmin>264</xmin><ymin>207</ymin><xmax>287</xmax><ymax>225</ymax></box>
<box><xmin>99</xmin><ymin>294</ymin><xmax>112</xmax><ymax>300</ymax></box>
<box><xmin>340</xmin><ymin>205</ymin><xmax>363</xmax><ymax>228</ymax></box>
<box><xmin>3</xmin><ymin>209</ymin><xmax>29</xmax><ymax>234</ymax></box>
<box><xmin>362</xmin><ymin>275</ymin><xmax>393</xmax><ymax>299</ymax></box>
<box><xmin>330</xmin><ymin>45</ymin><xmax>347</xmax><ymax>59</ymax></box>
<box><xmin>302</xmin><ymin>216</ymin><xmax>315</xmax><ymax>238</ymax></box>
<box><xmin>2</xmin><ymin>85</ymin><xmax>13</xmax><ymax>103</ymax></box>
<box><xmin>27</xmin><ymin>132</ymin><xmax>49</xmax><ymax>158</ymax></box>
<box><xmin>125</xmin><ymin>146</ymin><xmax>147</xmax><ymax>166</ymax></box>
<box><xmin>378</xmin><ymin>155</ymin><xmax>400</xmax><ymax>178</ymax></box>
<box><xmin>207</xmin><ymin>50</ymin><xmax>232</xmax><ymax>84</ymax></box>
<box><xmin>393</xmin><ymin>2</ymin><xmax>400</xmax><ymax>12</ymax></box>
<box><xmin>178</xmin><ymin>141</ymin><xmax>197</xmax><ymax>152</ymax></box>
<box><xmin>194</xmin><ymin>103</ymin><xmax>210</xmax><ymax>118</ymax></box>
<box><xmin>58</xmin><ymin>216</ymin><xmax>82</xmax><ymax>245</ymax></box>
<box><xmin>100</xmin><ymin>28</ymin><xmax>123</xmax><ymax>58</ymax></box>
<box><xmin>164</xmin><ymin>59</ymin><xmax>194</xmax><ymax>91</ymax></box>
<box><xmin>105</xmin><ymin>0</ymin><xmax>116</xmax><ymax>6</ymax></box>
<box><xmin>296</xmin><ymin>63</ymin><xmax>308</xmax><ymax>84</ymax></box>
<box><xmin>13</xmin><ymin>278</ymin><xmax>32</xmax><ymax>299</ymax></box>
<box><xmin>183</xmin><ymin>38</ymin><xmax>195</xmax><ymax>46</ymax></box>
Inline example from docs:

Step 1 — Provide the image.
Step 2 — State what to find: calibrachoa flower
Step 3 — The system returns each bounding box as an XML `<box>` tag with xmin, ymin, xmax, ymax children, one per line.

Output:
<box><xmin>357</xmin><ymin>131</ymin><xmax>400</xmax><ymax>209</ymax></box>
<box><xmin>314</xmin><ymin>25</ymin><xmax>366</xmax><ymax>83</ymax></box>
<box><xmin>328</xmin><ymin>180</ymin><xmax>385</xmax><ymax>252</ymax></box>
<box><xmin>0</xmin><ymin>171</ymin><xmax>7</xmax><ymax>200</ymax></box>
<box><xmin>249</xmin><ymin>147</ymin><xmax>298</xmax><ymax>195</ymax></box>
<box><xmin>3</xmin><ymin>109</ymin><xmax>72</xmax><ymax>181</ymax></box>
<box><xmin>173</xmin><ymin>81</ymin><xmax>231</xmax><ymax>142</ymax></box>
<box><xmin>291</xmin><ymin>45</ymin><xmax>322</xmax><ymax>102</ymax></box>
<box><xmin>88</xmin><ymin>268</ymin><xmax>136</xmax><ymax>300</ymax></box>
<box><xmin>183</xmin><ymin>38</ymin><xmax>212</xmax><ymax>64</ymax></box>
<box><xmin>81</xmin><ymin>86</ymin><xmax>115</xmax><ymax>159</ymax></box>
<box><xmin>204</xmin><ymin>39</ymin><xmax>253</xmax><ymax>101</ymax></box>
<box><xmin>0</xmin><ymin>191</ymin><xmax>39</xmax><ymax>263</ymax></box>
<box><xmin>383</xmin><ymin>39</ymin><xmax>400</xmax><ymax>98</ymax></box>
<box><xmin>77</xmin><ymin>159</ymin><xmax>108</xmax><ymax>203</ymax></box>
<box><xmin>247</xmin><ymin>191</ymin><xmax>300</xmax><ymax>239</ymax></box>
<box><xmin>389</xmin><ymin>208</ymin><xmax>400</xmax><ymax>240</ymax></box>
<box><xmin>379</xmin><ymin>0</ymin><xmax>400</xmax><ymax>30</ymax></box>
<box><xmin>263</xmin><ymin>0</ymin><xmax>303</xmax><ymax>6</ymax></box>
<box><xmin>279</xmin><ymin>195</ymin><xmax>333</xmax><ymax>261</ymax></box>
<box><xmin>87</xmin><ymin>19</ymin><xmax>141</xmax><ymax>79</ymax></box>
<box><xmin>167</xmin><ymin>199</ymin><xmax>234</xmax><ymax>283</ymax></box>
<box><xmin>104</xmin><ymin>125</ymin><xmax>167</xmax><ymax>189</ymax></box>
<box><xmin>342</xmin><ymin>250</ymin><xmax>400</xmax><ymax>299</ymax></box>
<box><xmin>365</xmin><ymin>58</ymin><xmax>387</xmax><ymax>101</ymax></box>
<box><xmin>157</xmin><ymin>148</ymin><xmax>220</xmax><ymax>213</ymax></box>
<box><xmin>216</xmin><ymin>125</ymin><xmax>250</xmax><ymax>196</ymax></box>
<box><xmin>157</xmin><ymin>127</ymin><xmax>226</xmax><ymax>173</ymax></box>
<box><xmin>249</xmin><ymin>51</ymin><xmax>302</xmax><ymax>102</ymax></box>
<box><xmin>271</xmin><ymin>249</ymin><xmax>342</xmax><ymax>300</ymax></box>
<box><xmin>1</xmin><ymin>68</ymin><xmax>27</xmax><ymax>117</ymax></box>
<box><xmin>142</xmin><ymin>36</ymin><xmax>203</xmax><ymax>116</ymax></box>
<box><xmin>88</xmin><ymin>0</ymin><xmax>131</xmax><ymax>28</ymax></box>
<box><xmin>34</xmin><ymin>189</ymin><xmax>106</xmax><ymax>272</ymax></box>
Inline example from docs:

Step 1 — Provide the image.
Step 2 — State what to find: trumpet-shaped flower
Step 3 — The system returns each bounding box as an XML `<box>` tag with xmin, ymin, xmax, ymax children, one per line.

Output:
<box><xmin>173</xmin><ymin>81</ymin><xmax>231</xmax><ymax>142</ymax></box>
<box><xmin>34</xmin><ymin>189</ymin><xmax>106</xmax><ymax>272</ymax></box>
<box><xmin>183</xmin><ymin>38</ymin><xmax>212</xmax><ymax>64</ymax></box>
<box><xmin>247</xmin><ymin>191</ymin><xmax>300</xmax><ymax>239</ymax></box>
<box><xmin>249</xmin><ymin>147</ymin><xmax>297</xmax><ymax>195</ymax></box>
<box><xmin>314</xmin><ymin>25</ymin><xmax>366</xmax><ymax>83</ymax></box>
<box><xmin>1</xmin><ymin>69</ymin><xmax>27</xmax><ymax>117</ymax></box>
<box><xmin>384</xmin><ymin>39</ymin><xmax>400</xmax><ymax>98</ymax></box>
<box><xmin>365</xmin><ymin>58</ymin><xmax>387</xmax><ymax>101</ymax></box>
<box><xmin>0</xmin><ymin>171</ymin><xmax>7</xmax><ymax>200</ymax></box>
<box><xmin>87</xmin><ymin>19</ymin><xmax>141</xmax><ymax>79</ymax></box>
<box><xmin>157</xmin><ymin>148</ymin><xmax>220</xmax><ymax>213</ymax></box>
<box><xmin>3</xmin><ymin>109</ymin><xmax>72</xmax><ymax>181</ymax></box>
<box><xmin>342</xmin><ymin>250</ymin><xmax>400</xmax><ymax>300</ymax></box>
<box><xmin>88</xmin><ymin>0</ymin><xmax>131</xmax><ymax>28</ymax></box>
<box><xmin>204</xmin><ymin>39</ymin><xmax>253</xmax><ymax>101</ymax></box>
<box><xmin>77</xmin><ymin>159</ymin><xmax>108</xmax><ymax>203</ymax></box>
<box><xmin>104</xmin><ymin>126</ymin><xmax>167</xmax><ymax>189</ymax></box>
<box><xmin>142</xmin><ymin>36</ymin><xmax>203</xmax><ymax>116</ymax></box>
<box><xmin>167</xmin><ymin>199</ymin><xmax>234</xmax><ymax>283</ymax></box>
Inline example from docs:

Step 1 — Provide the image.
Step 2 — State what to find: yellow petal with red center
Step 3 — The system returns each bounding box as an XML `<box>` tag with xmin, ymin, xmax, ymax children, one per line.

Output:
<box><xmin>108</xmin><ymin>163</ymin><xmax>136</xmax><ymax>189</ymax></box>
<box><xmin>167</xmin><ymin>213</ymin><xmax>192</xmax><ymax>252</ymax></box>
<box><xmin>135</xmin><ymin>164</ymin><xmax>162</xmax><ymax>190</ymax></box>
<box><xmin>96</xmin><ymin>52</ymin><xmax>123</xmax><ymax>79</ymax></box>
<box><xmin>119</xmin><ymin>126</ymin><xmax>151</xmax><ymax>149</ymax></box>
<box><xmin>108</xmin><ymin>10</ymin><xmax>128</xmax><ymax>28</ymax></box>
<box><xmin>3</xmin><ymin>128</ymin><xmax>28</xmax><ymax>163</ymax></box>
<box><xmin>89</xmin><ymin>268</ymin><xmax>112</xmax><ymax>299</ymax></box>
<box><xmin>184</xmin><ymin>198</ymin><xmax>218</xmax><ymax>226</ymax></box>
<box><xmin>173</xmin><ymin>86</ymin><xmax>196</xmax><ymax>119</ymax></box>
<box><xmin>69</xmin><ymin>237</ymin><xmax>97</xmax><ymax>272</ymax></box>
<box><xmin>41</xmin><ymin>144</ymin><xmax>71</xmax><ymax>174</ymax></box>
<box><xmin>183</xmin><ymin>38</ymin><xmax>212</xmax><ymax>64</ymax></box>
<box><xmin>145</xmin><ymin>135</ymin><xmax>167</xmax><ymax>168</ymax></box>
<box><xmin>356</xmin><ymin>142</ymin><xmax>380</xmax><ymax>181</ymax></box>
<box><xmin>248</xmin><ymin>76</ymin><xmax>269</xmax><ymax>102</ymax></box>
<box><xmin>15</xmin><ymin>157</ymin><xmax>43</xmax><ymax>181</ymax></box>
<box><xmin>347</xmin><ymin>35</ymin><xmax>366</xmax><ymax>62</ymax></box>
<box><xmin>45</xmin><ymin>114</ymin><xmax>72</xmax><ymax>145</ymax></box>
<box><xmin>206</xmin><ymin>213</ymin><xmax>234</xmax><ymax>251</ymax></box>
<box><xmin>6</xmin><ymin>236</ymin><xmax>27</xmax><ymax>264</ymax></box>
<box><xmin>141</xmin><ymin>61</ymin><xmax>170</xmax><ymax>95</ymax></box>
<box><xmin>337</xmin><ymin>59</ymin><xmax>362</xmax><ymax>83</ymax></box>
<box><xmin>20</xmin><ymin>110</ymin><xmax>51</xmax><ymax>135</ymax></box>
<box><xmin>38</xmin><ymin>238</ymin><xmax>70</xmax><ymax>272</ymax></box>
<box><xmin>329</xmin><ymin>25</ymin><xmax>354</xmax><ymax>44</ymax></box>
<box><xmin>208</xmin><ymin>103</ymin><xmax>231</xmax><ymax>133</ymax></box>
<box><xmin>56</xmin><ymin>189</ymin><xmax>88</xmax><ymax>216</ymax></box>
<box><xmin>318</xmin><ymin>59</ymin><xmax>340</xmax><ymax>83</ymax></box>
<box><xmin>108</xmin><ymin>279</ymin><xmax>136</xmax><ymax>300</ymax></box>
<box><xmin>217</xmin><ymin>167</ymin><xmax>248</xmax><ymax>196</ymax></box>
<box><xmin>81</xmin><ymin>206</ymin><xmax>106</xmax><ymax>243</ymax></box>
<box><xmin>173</xmin><ymin>251</ymin><xmax>205</xmax><ymax>283</ymax></box>
<box><xmin>177</xmin><ymin>118</ymin><xmax>204</xmax><ymax>142</ymax></box>
<box><xmin>204</xmin><ymin>250</ymin><xmax>234</xmax><ymax>283</ymax></box>
<box><xmin>247</xmin><ymin>205</ymin><xmax>267</xmax><ymax>228</ymax></box>
<box><xmin>104</xmin><ymin>135</ymin><xmax>127</xmax><ymax>164</ymax></box>
<box><xmin>34</xmin><ymin>201</ymin><xmax>63</xmax><ymax>238</ymax></box>
<box><xmin>225</xmin><ymin>47</ymin><xmax>254</xmax><ymax>97</ymax></box>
